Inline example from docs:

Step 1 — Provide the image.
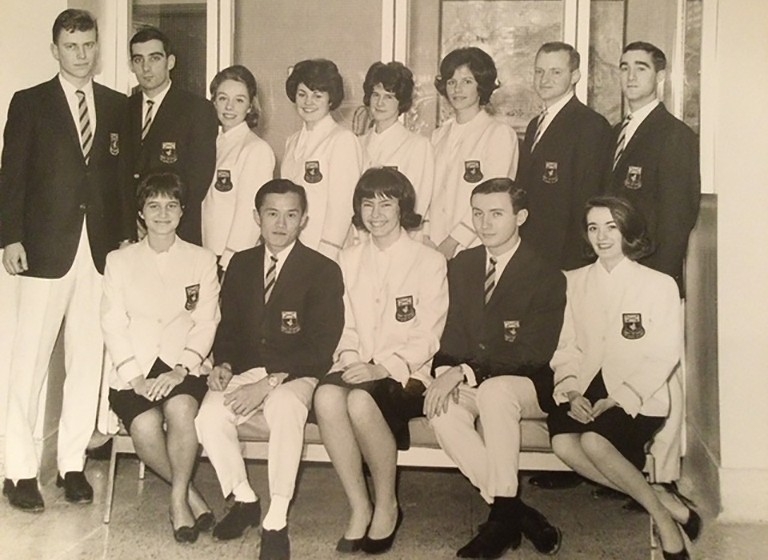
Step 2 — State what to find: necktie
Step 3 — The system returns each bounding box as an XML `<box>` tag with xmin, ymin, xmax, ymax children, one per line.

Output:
<box><xmin>141</xmin><ymin>99</ymin><xmax>155</xmax><ymax>142</ymax></box>
<box><xmin>613</xmin><ymin>114</ymin><xmax>632</xmax><ymax>169</ymax></box>
<box><xmin>264</xmin><ymin>255</ymin><xmax>278</xmax><ymax>303</ymax></box>
<box><xmin>76</xmin><ymin>90</ymin><xmax>92</xmax><ymax>165</ymax></box>
<box><xmin>531</xmin><ymin>110</ymin><xmax>547</xmax><ymax>152</ymax></box>
<box><xmin>484</xmin><ymin>257</ymin><xmax>497</xmax><ymax>305</ymax></box>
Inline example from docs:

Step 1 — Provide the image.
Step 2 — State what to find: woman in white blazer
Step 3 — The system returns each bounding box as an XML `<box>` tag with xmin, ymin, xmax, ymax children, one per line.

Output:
<box><xmin>281</xmin><ymin>59</ymin><xmax>362</xmax><ymax>261</ymax></box>
<box><xmin>102</xmin><ymin>172</ymin><xmax>220</xmax><ymax>543</ymax></box>
<box><xmin>314</xmin><ymin>168</ymin><xmax>448</xmax><ymax>554</ymax></box>
<box><xmin>202</xmin><ymin>65</ymin><xmax>275</xmax><ymax>273</ymax></box>
<box><xmin>548</xmin><ymin>196</ymin><xmax>698</xmax><ymax>560</ymax></box>
<box><xmin>430</xmin><ymin>47</ymin><xmax>519</xmax><ymax>259</ymax></box>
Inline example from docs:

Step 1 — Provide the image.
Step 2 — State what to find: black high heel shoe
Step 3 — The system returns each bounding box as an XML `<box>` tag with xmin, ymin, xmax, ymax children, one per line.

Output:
<box><xmin>659</xmin><ymin>482</ymin><xmax>702</xmax><ymax>542</ymax></box>
<box><xmin>662</xmin><ymin>547</ymin><xmax>690</xmax><ymax>560</ymax></box>
<box><xmin>361</xmin><ymin>508</ymin><xmax>402</xmax><ymax>555</ymax></box>
<box><xmin>194</xmin><ymin>511</ymin><xmax>215</xmax><ymax>533</ymax></box>
<box><xmin>170</xmin><ymin>514</ymin><xmax>200</xmax><ymax>543</ymax></box>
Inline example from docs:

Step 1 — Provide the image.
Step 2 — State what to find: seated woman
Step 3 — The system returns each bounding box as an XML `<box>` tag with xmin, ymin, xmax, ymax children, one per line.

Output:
<box><xmin>549</xmin><ymin>196</ymin><xmax>700</xmax><ymax>560</ymax></box>
<box><xmin>314</xmin><ymin>167</ymin><xmax>448</xmax><ymax>554</ymax></box>
<box><xmin>101</xmin><ymin>171</ymin><xmax>220</xmax><ymax>543</ymax></box>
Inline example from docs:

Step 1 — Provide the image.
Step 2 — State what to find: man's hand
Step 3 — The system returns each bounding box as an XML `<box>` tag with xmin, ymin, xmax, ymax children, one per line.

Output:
<box><xmin>341</xmin><ymin>362</ymin><xmax>388</xmax><ymax>384</ymax></box>
<box><xmin>437</xmin><ymin>236</ymin><xmax>459</xmax><ymax>260</ymax></box>
<box><xmin>591</xmin><ymin>397</ymin><xmax>618</xmax><ymax>419</ymax></box>
<box><xmin>2</xmin><ymin>242</ymin><xmax>28</xmax><ymax>275</ymax></box>
<box><xmin>224</xmin><ymin>378</ymin><xmax>271</xmax><ymax>417</ymax></box>
<box><xmin>423</xmin><ymin>366</ymin><xmax>463</xmax><ymax>419</ymax></box>
<box><xmin>208</xmin><ymin>364</ymin><xmax>234</xmax><ymax>392</ymax></box>
<box><xmin>566</xmin><ymin>391</ymin><xmax>595</xmax><ymax>424</ymax></box>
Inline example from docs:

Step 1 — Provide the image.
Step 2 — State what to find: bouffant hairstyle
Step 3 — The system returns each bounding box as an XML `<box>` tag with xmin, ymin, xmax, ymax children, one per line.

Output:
<box><xmin>583</xmin><ymin>196</ymin><xmax>654</xmax><ymax>261</ymax></box>
<box><xmin>285</xmin><ymin>59</ymin><xmax>344</xmax><ymax>111</ymax></box>
<box><xmin>434</xmin><ymin>47</ymin><xmax>499</xmax><ymax>106</ymax></box>
<box><xmin>210</xmin><ymin>65</ymin><xmax>261</xmax><ymax>129</ymax></box>
<box><xmin>352</xmin><ymin>168</ymin><xmax>422</xmax><ymax>232</ymax></box>
<box><xmin>137</xmin><ymin>171</ymin><xmax>185</xmax><ymax>211</ymax></box>
<box><xmin>471</xmin><ymin>177</ymin><xmax>528</xmax><ymax>214</ymax></box>
<box><xmin>52</xmin><ymin>9</ymin><xmax>98</xmax><ymax>44</ymax></box>
<box><xmin>623</xmin><ymin>41</ymin><xmax>667</xmax><ymax>72</ymax></box>
<box><xmin>363</xmin><ymin>61</ymin><xmax>415</xmax><ymax>115</ymax></box>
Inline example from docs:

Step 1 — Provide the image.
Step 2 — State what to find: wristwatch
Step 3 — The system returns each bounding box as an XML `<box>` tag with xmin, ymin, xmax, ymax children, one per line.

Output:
<box><xmin>267</xmin><ymin>374</ymin><xmax>281</xmax><ymax>388</ymax></box>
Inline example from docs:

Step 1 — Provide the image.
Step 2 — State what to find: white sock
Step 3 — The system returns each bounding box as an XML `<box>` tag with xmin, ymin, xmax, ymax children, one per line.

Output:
<box><xmin>262</xmin><ymin>495</ymin><xmax>290</xmax><ymax>530</ymax></box>
<box><xmin>231</xmin><ymin>481</ymin><xmax>258</xmax><ymax>503</ymax></box>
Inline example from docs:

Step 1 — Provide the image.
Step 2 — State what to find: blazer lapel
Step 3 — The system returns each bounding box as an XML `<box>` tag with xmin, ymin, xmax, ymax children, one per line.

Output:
<box><xmin>50</xmin><ymin>78</ymin><xmax>84</xmax><ymax>161</ymax></box>
<box><xmin>253</xmin><ymin>244</ymin><xmax>267</xmax><ymax>310</ymax></box>
<box><xmin>621</xmin><ymin>102</ymin><xmax>665</xmax><ymax>162</ymax></box>
<box><xmin>267</xmin><ymin>243</ymin><xmax>301</xmax><ymax>307</ymax></box>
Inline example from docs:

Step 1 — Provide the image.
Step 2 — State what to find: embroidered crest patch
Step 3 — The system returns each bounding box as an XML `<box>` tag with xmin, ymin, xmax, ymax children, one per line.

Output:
<box><xmin>281</xmin><ymin>311</ymin><xmax>301</xmax><ymax>334</ymax></box>
<box><xmin>504</xmin><ymin>320</ymin><xmax>520</xmax><ymax>342</ymax></box>
<box><xmin>160</xmin><ymin>141</ymin><xmax>178</xmax><ymax>164</ymax></box>
<box><xmin>463</xmin><ymin>160</ymin><xmax>483</xmax><ymax>183</ymax></box>
<box><xmin>542</xmin><ymin>161</ymin><xmax>559</xmax><ymax>184</ymax></box>
<box><xmin>185</xmin><ymin>284</ymin><xmax>200</xmax><ymax>311</ymax></box>
<box><xmin>304</xmin><ymin>161</ymin><xmax>322</xmax><ymax>183</ymax></box>
<box><xmin>109</xmin><ymin>133</ymin><xmax>120</xmax><ymax>156</ymax></box>
<box><xmin>624</xmin><ymin>165</ymin><xmax>642</xmax><ymax>190</ymax></box>
<box><xmin>395</xmin><ymin>295</ymin><xmax>415</xmax><ymax>322</ymax></box>
<box><xmin>621</xmin><ymin>313</ymin><xmax>645</xmax><ymax>339</ymax></box>
<box><xmin>215</xmin><ymin>169</ymin><xmax>233</xmax><ymax>192</ymax></box>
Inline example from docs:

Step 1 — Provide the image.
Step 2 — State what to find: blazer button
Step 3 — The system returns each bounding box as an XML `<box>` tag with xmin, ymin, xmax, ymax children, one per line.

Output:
<box><xmin>478</xmin><ymin>343</ymin><xmax>486</xmax><ymax>351</ymax></box>
<box><xmin>133</xmin><ymin>173</ymin><xmax>140</xmax><ymax>179</ymax></box>
<box><xmin>79</xmin><ymin>203</ymin><xmax>87</xmax><ymax>211</ymax></box>
<box><xmin>260</xmin><ymin>338</ymin><xmax>267</xmax><ymax>345</ymax></box>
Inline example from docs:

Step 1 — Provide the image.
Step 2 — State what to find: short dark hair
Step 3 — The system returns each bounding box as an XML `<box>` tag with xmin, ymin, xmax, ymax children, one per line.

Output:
<box><xmin>210</xmin><ymin>65</ymin><xmax>260</xmax><ymax>129</ymax></box>
<box><xmin>352</xmin><ymin>168</ymin><xmax>422</xmax><ymax>231</ymax></box>
<box><xmin>130</xmin><ymin>26</ymin><xmax>172</xmax><ymax>56</ymax></box>
<box><xmin>471</xmin><ymin>177</ymin><xmax>528</xmax><ymax>214</ymax></box>
<box><xmin>434</xmin><ymin>47</ymin><xmax>499</xmax><ymax>106</ymax></box>
<box><xmin>285</xmin><ymin>59</ymin><xmax>344</xmax><ymax>111</ymax></box>
<box><xmin>583</xmin><ymin>196</ymin><xmax>654</xmax><ymax>261</ymax></box>
<box><xmin>52</xmin><ymin>9</ymin><xmax>98</xmax><ymax>44</ymax></box>
<box><xmin>363</xmin><ymin>61</ymin><xmax>415</xmax><ymax>115</ymax></box>
<box><xmin>537</xmin><ymin>41</ymin><xmax>580</xmax><ymax>72</ymax></box>
<box><xmin>623</xmin><ymin>41</ymin><xmax>667</xmax><ymax>71</ymax></box>
<box><xmin>255</xmin><ymin>179</ymin><xmax>308</xmax><ymax>215</ymax></box>
<box><xmin>137</xmin><ymin>171</ymin><xmax>185</xmax><ymax>210</ymax></box>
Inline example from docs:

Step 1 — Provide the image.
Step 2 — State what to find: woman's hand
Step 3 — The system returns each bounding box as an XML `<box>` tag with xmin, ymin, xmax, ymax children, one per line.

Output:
<box><xmin>566</xmin><ymin>391</ymin><xmax>595</xmax><ymax>424</ymax></box>
<box><xmin>208</xmin><ymin>364</ymin><xmax>234</xmax><ymax>392</ymax></box>
<box><xmin>591</xmin><ymin>397</ymin><xmax>618</xmax><ymax>419</ymax></box>
<box><xmin>146</xmin><ymin>367</ymin><xmax>186</xmax><ymax>401</ymax></box>
<box><xmin>423</xmin><ymin>366</ymin><xmax>463</xmax><ymax>419</ymax></box>
<box><xmin>129</xmin><ymin>375</ymin><xmax>152</xmax><ymax>400</ymax></box>
<box><xmin>341</xmin><ymin>362</ymin><xmax>388</xmax><ymax>384</ymax></box>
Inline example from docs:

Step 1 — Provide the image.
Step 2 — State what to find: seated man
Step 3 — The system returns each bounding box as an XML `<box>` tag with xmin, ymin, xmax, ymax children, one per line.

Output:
<box><xmin>424</xmin><ymin>178</ymin><xmax>566</xmax><ymax>558</ymax></box>
<box><xmin>195</xmin><ymin>179</ymin><xmax>344</xmax><ymax>560</ymax></box>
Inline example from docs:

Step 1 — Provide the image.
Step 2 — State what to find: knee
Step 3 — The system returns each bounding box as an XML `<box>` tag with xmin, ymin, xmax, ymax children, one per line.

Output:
<box><xmin>580</xmin><ymin>431</ymin><xmax>610</xmax><ymax>458</ymax></box>
<box><xmin>346</xmin><ymin>389</ymin><xmax>376</xmax><ymax>423</ymax></box>
<box><xmin>313</xmin><ymin>384</ymin><xmax>344</xmax><ymax>419</ymax></box>
<box><xmin>164</xmin><ymin>395</ymin><xmax>199</xmax><ymax>430</ymax></box>
<box><xmin>550</xmin><ymin>435</ymin><xmax>572</xmax><ymax>460</ymax></box>
<box><xmin>264</xmin><ymin>386</ymin><xmax>307</xmax><ymax>422</ymax></box>
<box><xmin>477</xmin><ymin>377</ymin><xmax>522</xmax><ymax>415</ymax></box>
<box><xmin>195</xmin><ymin>394</ymin><xmax>228</xmax><ymax>433</ymax></box>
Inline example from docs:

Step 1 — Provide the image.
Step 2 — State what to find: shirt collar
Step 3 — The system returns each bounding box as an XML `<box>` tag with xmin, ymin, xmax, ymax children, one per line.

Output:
<box><xmin>627</xmin><ymin>98</ymin><xmax>659</xmax><ymax>126</ymax></box>
<box><xmin>219</xmin><ymin>120</ymin><xmax>250</xmax><ymax>141</ymax></box>
<box><xmin>486</xmin><ymin>237</ymin><xmax>521</xmax><ymax>278</ymax></box>
<box><xmin>58</xmin><ymin>73</ymin><xmax>93</xmax><ymax>96</ymax></box>
<box><xmin>302</xmin><ymin>113</ymin><xmax>335</xmax><ymax>136</ymax></box>
<box><xmin>542</xmin><ymin>91</ymin><xmax>574</xmax><ymax>120</ymax></box>
<box><xmin>143</xmin><ymin>80</ymin><xmax>172</xmax><ymax>107</ymax></box>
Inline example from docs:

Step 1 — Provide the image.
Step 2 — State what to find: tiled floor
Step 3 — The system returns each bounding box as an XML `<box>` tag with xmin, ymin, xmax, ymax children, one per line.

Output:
<box><xmin>0</xmin><ymin>459</ymin><xmax>766</xmax><ymax>559</ymax></box>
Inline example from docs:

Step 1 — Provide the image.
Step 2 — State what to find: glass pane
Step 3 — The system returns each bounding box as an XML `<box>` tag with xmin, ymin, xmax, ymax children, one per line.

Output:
<box><xmin>588</xmin><ymin>0</ymin><xmax>625</xmax><ymax>125</ymax></box>
<box><xmin>131</xmin><ymin>0</ymin><xmax>208</xmax><ymax>97</ymax></box>
<box><xmin>683</xmin><ymin>0</ymin><xmax>702</xmax><ymax>133</ymax></box>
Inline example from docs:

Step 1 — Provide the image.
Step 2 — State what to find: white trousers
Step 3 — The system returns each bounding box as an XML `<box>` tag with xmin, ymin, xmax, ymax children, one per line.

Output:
<box><xmin>430</xmin><ymin>376</ymin><xmax>546</xmax><ymax>503</ymax></box>
<box><xmin>0</xmin><ymin>254</ymin><xmax>20</xmax><ymax>477</ymax></box>
<box><xmin>4</xmin><ymin>226</ymin><xmax>104</xmax><ymax>478</ymax></box>
<box><xmin>196</xmin><ymin>371</ymin><xmax>317</xmax><ymax>500</ymax></box>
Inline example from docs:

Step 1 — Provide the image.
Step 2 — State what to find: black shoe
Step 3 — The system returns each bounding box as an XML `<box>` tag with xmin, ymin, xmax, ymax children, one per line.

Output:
<box><xmin>528</xmin><ymin>472</ymin><xmax>582</xmax><ymax>490</ymax></box>
<box><xmin>361</xmin><ymin>508</ymin><xmax>403</xmax><ymax>555</ymax></box>
<box><xmin>260</xmin><ymin>526</ymin><xmax>290</xmax><ymax>560</ymax></box>
<box><xmin>194</xmin><ymin>511</ymin><xmax>216</xmax><ymax>533</ymax></box>
<box><xmin>213</xmin><ymin>500</ymin><xmax>261</xmax><ymax>541</ymax></box>
<box><xmin>170</xmin><ymin>517</ymin><xmax>199</xmax><ymax>544</ymax></box>
<box><xmin>86</xmin><ymin>438</ymin><xmax>113</xmax><ymax>461</ymax></box>
<box><xmin>56</xmin><ymin>471</ymin><xmax>93</xmax><ymax>504</ymax></box>
<box><xmin>658</xmin><ymin>483</ymin><xmax>702</xmax><ymax>542</ymax></box>
<box><xmin>662</xmin><ymin>547</ymin><xmax>690</xmax><ymax>560</ymax></box>
<box><xmin>336</xmin><ymin>535</ymin><xmax>365</xmax><ymax>553</ymax></box>
<box><xmin>5</xmin><ymin>478</ymin><xmax>45</xmax><ymax>513</ymax></box>
<box><xmin>456</xmin><ymin>520</ymin><xmax>522</xmax><ymax>558</ymax></box>
<box><xmin>519</xmin><ymin>503</ymin><xmax>562</xmax><ymax>555</ymax></box>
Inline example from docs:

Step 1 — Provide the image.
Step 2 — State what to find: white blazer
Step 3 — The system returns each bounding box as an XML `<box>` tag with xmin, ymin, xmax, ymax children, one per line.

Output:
<box><xmin>101</xmin><ymin>237</ymin><xmax>221</xmax><ymax>390</ymax></box>
<box><xmin>333</xmin><ymin>230</ymin><xmax>448</xmax><ymax>387</ymax></box>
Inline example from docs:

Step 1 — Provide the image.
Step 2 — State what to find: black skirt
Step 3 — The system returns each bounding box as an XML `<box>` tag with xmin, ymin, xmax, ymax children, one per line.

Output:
<box><xmin>319</xmin><ymin>372</ymin><xmax>425</xmax><ymax>450</ymax></box>
<box><xmin>109</xmin><ymin>359</ymin><xmax>208</xmax><ymax>432</ymax></box>
<box><xmin>547</xmin><ymin>372</ymin><xmax>664</xmax><ymax>470</ymax></box>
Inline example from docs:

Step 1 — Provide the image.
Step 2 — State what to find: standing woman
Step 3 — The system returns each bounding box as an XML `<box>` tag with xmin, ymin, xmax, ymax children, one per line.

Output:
<box><xmin>314</xmin><ymin>168</ymin><xmax>448</xmax><ymax>554</ymax></box>
<box><xmin>202</xmin><ymin>65</ymin><xmax>275</xmax><ymax>273</ymax></box>
<box><xmin>359</xmin><ymin>61</ymin><xmax>434</xmax><ymax>227</ymax></box>
<box><xmin>281</xmin><ymin>59</ymin><xmax>362</xmax><ymax>261</ymax></box>
<box><xmin>548</xmin><ymin>196</ymin><xmax>699</xmax><ymax>560</ymax></box>
<box><xmin>430</xmin><ymin>47</ymin><xmax>519</xmax><ymax>259</ymax></box>
<box><xmin>102</xmin><ymin>172</ymin><xmax>220</xmax><ymax>543</ymax></box>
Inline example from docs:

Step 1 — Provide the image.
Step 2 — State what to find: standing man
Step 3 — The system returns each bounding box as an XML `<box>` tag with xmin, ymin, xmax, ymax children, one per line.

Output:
<box><xmin>128</xmin><ymin>27</ymin><xmax>217</xmax><ymax>245</ymax></box>
<box><xmin>195</xmin><ymin>179</ymin><xmax>344</xmax><ymax>560</ymax></box>
<box><xmin>517</xmin><ymin>41</ymin><xmax>613</xmax><ymax>271</ymax></box>
<box><xmin>424</xmin><ymin>178</ymin><xmax>566</xmax><ymax>558</ymax></box>
<box><xmin>1</xmin><ymin>9</ymin><xmax>132</xmax><ymax>512</ymax></box>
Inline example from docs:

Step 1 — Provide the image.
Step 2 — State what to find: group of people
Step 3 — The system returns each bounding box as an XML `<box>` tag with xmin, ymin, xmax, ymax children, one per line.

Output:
<box><xmin>0</xmin><ymin>7</ymin><xmax>702</xmax><ymax>560</ymax></box>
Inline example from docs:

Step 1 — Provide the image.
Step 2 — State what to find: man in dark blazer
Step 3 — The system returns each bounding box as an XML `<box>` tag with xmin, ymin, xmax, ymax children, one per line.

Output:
<box><xmin>517</xmin><ymin>41</ymin><xmax>613</xmax><ymax>271</ymax></box>
<box><xmin>424</xmin><ymin>178</ymin><xmax>566</xmax><ymax>558</ymax></box>
<box><xmin>0</xmin><ymin>9</ymin><xmax>132</xmax><ymax>512</ymax></box>
<box><xmin>608</xmin><ymin>41</ymin><xmax>700</xmax><ymax>296</ymax></box>
<box><xmin>195</xmin><ymin>179</ymin><xmax>343</xmax><ymax>559</ymax></box>
<box><xmin>128</xmin><ymin>27</ymin><xmax>217</xmax><ymax>245</ymax></box>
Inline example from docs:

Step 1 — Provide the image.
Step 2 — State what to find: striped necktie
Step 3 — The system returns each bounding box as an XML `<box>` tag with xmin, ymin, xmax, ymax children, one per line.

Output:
<box><xmin>530</xmin><ymin>110</ymin><xmax>547</xmax><ymax>152</ymax></box>
<box><xmin>613</xmin><ymin>114</ymin><xmax>632</xmax><ymax>169</ymax></box>
<box><xmin>264</xmin><ymin>255</ymin><xmax>278</xmax><ymax>303</ymax></box>
<box><xmin>141</xmin><ymin>99</ymin><xmax>155</xmax><ymax>142</ymax></box>
<box><xmin>484</xmin><ymin>256</ymin><xmax>497</xmax><ymax>305</ymax></box>
<box><xmin>76</xmin><ymin>90</ymin><xmax>93</xmax><ymax>165</ymax></box>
